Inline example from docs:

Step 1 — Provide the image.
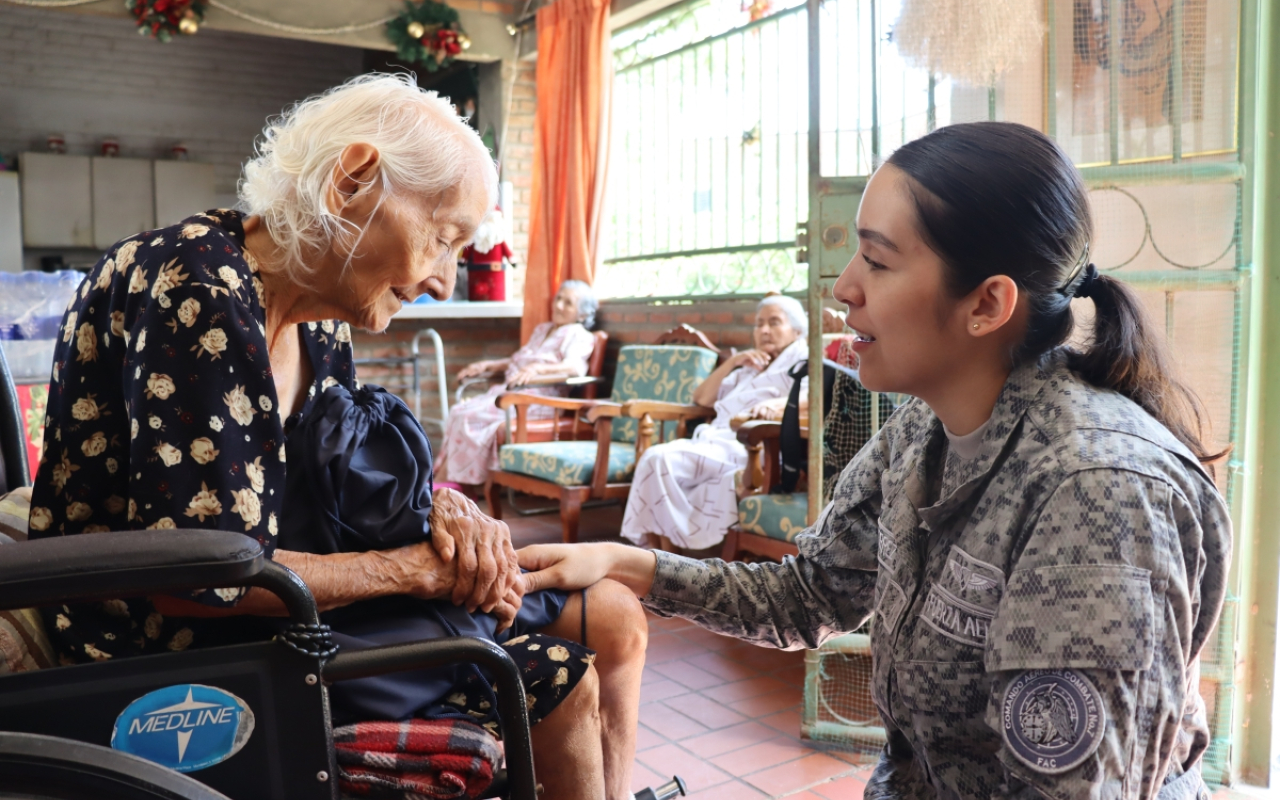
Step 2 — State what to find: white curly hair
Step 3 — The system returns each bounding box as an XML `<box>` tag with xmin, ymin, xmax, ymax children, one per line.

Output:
<box><xmin>758</xmin><ymin>294</ymin><xmax>808</xmax><ymax>337</ymax></box>
<box><xmin>239</xmin><ymin>73</ymin><xmax>498</xmax><ymax>279</ymax></box>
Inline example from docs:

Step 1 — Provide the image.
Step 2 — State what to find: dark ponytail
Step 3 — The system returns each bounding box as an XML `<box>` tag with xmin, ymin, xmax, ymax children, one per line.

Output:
<box><xmin>1067</xmin><ymin>274</ymin><xmax>1219</xmax><ymax>463</ymax></box>
<box><xmin>887</xmin><ymin>122</ymin><xmax>1219</xmax><ymax>464</ymax></box>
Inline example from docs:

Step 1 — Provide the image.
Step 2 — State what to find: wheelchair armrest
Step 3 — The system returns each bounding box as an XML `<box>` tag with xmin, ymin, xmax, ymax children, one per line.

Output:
<box><xmin>0</xmin><ymin>529</ymin><xmax>264</xmax><ymax>611</ymax></box>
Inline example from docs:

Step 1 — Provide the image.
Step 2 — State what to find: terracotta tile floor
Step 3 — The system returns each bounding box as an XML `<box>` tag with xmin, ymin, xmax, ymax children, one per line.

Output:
<box><xmin>500</xmin><ymin>499</ymin><xmax>878</xmax><ymax>798</ymax></box>
<box><xmin>497</xmin><ymin>497</ymin><xmax>1267</xmax><ymax>800</ymax></box>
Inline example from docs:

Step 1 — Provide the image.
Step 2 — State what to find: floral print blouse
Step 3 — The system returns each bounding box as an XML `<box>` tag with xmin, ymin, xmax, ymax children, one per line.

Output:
<box><xmin>29</xmin><ymin>210</ymin><xmax>355</xmax><ymax>664</ymax></box>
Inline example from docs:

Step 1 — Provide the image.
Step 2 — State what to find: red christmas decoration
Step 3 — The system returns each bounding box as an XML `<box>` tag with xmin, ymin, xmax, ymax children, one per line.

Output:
<box><xmin>462</xmin><ymin>208</ymin><xmax>516</xmax><ymax>302</ymax></box>
<box><xmin>387</xmin><ymin>0</ymin><xmax>471</xmax><ymax>71</ymax></box>
<box><xmin>127</xmin><ymin>0</ymin><xmax>204</xmax><ymax>41</ymax></box>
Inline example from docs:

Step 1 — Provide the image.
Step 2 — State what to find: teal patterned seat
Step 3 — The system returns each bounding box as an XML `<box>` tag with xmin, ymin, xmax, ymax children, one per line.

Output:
<box><xmin>737</xmin><ymin>493</ymin><xmax>809</xmax><ymax>543</ymax></box>
<box><xmin>498</xmin><ymin>441</ymin><xmax>637</xmax><ymax>487</ymax></box>
<box><xmin>724</xmin><ymin>366</ymin><xmax>902</xmax><ymax>561</ymax></box>
<box><xmin>488</xmin><ymin>337</ymin><xmax>720</xmax><ymax>543</ymax></box>
<box><xmin>497</xmin><ymin>344</ymin><xmax>716</xmax><ymax>465</ymax></box>
<box><xmin>607</xmin><ymin>345</ymin><xmax>720</xmax><ymax>444</ymax></box>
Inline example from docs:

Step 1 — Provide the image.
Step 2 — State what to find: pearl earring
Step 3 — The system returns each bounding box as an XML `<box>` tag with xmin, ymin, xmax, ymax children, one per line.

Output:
<box><xmin>972</xmin><ymin>323</ymin><xmax>980</xmax><ymax>330</ymax></box>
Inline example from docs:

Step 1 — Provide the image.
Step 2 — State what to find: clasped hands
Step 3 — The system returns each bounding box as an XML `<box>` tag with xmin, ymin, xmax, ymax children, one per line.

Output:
<box><xmin>392</xmin><ymin>487</ymin><xmax>525</xmax><ymax>631</ymax></box>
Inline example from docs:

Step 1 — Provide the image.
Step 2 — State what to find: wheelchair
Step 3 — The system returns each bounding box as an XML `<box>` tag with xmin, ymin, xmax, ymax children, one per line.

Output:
<box><xmin>0</xmin><ymin>345</ymin><xmax>539</xmax><ymax>800</ymax></box>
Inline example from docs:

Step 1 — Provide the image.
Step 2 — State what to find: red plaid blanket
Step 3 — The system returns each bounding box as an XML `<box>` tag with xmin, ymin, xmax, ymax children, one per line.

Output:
<box><xmin>333</xmin><ymin>719</ymin><xmax>502</xmax><ymax>800</ymax></box>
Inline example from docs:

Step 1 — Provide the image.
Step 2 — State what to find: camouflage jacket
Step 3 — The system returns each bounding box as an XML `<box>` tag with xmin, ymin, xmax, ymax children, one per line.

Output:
<box><xmin>644</xmin><ymin>354</ymin><xmax>1230</xmax><ymax>800</ymax></box>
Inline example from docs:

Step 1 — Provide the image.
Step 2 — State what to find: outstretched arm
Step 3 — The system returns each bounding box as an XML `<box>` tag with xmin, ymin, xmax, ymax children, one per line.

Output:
<box><xmin>520</xmin><ymin>428</ymin><xmax>891</xmax><ymax>649</ymax></box>
<box><xmin>520</xmin><ymin>531</ymin><xmax>875</xmax><ymax>651</ymax></box>
<box><xmin>458</xmin><ymin>358</ymin><xmax>512</xmax><ymax>381</ymax></box>
<box><xmin>507</xmin><ymin>359</ymin><xmax>588</xmax><ymax>386</ymax></box>
<box><xmin>152</xmin><ymin>541</ymin><xmax>459</xmax><ymax>615</ymax></box>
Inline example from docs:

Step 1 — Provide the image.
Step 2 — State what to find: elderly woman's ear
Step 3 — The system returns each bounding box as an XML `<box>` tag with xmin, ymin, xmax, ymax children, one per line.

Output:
<box><xmin>324</xmin><ymin>142</ymin><xmax>382</xmax><ymax>215</ymax></box>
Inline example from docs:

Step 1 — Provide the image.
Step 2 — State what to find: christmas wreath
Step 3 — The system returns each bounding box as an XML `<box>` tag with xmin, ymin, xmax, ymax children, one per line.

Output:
<box><xmin>386</xmin><ymin>0</ymin><xmax>471</xmax><ymax>71</ymax></box>
<box><xmin>126</xmin><ymin>0</ymin><xmax>205</xmax><ymax>42</ymax></box>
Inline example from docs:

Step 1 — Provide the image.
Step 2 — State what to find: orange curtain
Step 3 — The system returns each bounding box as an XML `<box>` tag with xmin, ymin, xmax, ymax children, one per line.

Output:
<box><xmin>520</xmin><ymin>0</ymin><xmax>612</xmax><ymax>341</ymax></box>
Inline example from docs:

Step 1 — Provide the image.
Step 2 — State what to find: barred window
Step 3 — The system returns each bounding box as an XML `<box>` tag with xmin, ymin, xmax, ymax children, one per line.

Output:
<box><xmin>600</xmin><ymin>0</ymin><xmax>809</xmax><ymax>299</ymax></box>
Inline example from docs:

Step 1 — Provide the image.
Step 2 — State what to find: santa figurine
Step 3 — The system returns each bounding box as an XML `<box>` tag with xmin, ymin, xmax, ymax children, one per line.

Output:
<box><xmin>462</xmin><ymin>207</ymin><xmax>516</xmax><ymax>302</ymax></box>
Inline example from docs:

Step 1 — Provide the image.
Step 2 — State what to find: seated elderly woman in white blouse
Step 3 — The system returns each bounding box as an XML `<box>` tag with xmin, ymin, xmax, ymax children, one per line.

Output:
<box><xmin>620</xmin><ymin>294</ymin><xmax>807</xmax><ymax>554</ymax></box>
<box><xmin>436</xmin><ymin>280</ymin><xmax>598</xmax><ymax>487</ymax></box>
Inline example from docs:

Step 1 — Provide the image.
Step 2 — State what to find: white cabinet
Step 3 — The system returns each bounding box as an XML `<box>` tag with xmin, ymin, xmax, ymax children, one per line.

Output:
<box><xmin>0</xmin><ymin>172</ymin><xmax>21</xmax><ymax>272</ymax></box>
<box><xmin>19</xmin><ymin>153</ymin><xmax>92</xmax><ymax>248</ymax></box>
<box><xmin>15</xmin><ymin>155</ymin><xmax>218</xmax><ymax>251</ymax></box>
<box><xmin>154</xmin><ymin>161</ymin><xmax>218</xmax><ymax>227</ymax></box>
<box><xmin>92</xmin><ymin>157</ymin><xmax>154</xmax><ymax>249</ymax></box>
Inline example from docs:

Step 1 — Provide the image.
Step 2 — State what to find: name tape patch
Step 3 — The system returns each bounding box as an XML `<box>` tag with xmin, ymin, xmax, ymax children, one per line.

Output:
<box><xmin>1002</xmin><ymin>669</ymin><xmax>1105</xmax><ymax>775</ymax></box>
<box><xmin>111</xmin><ymin>684</ymin><xmax>255</xmax><ymax>773</ymax></box>
<box><xmin>920</xmin><ymin>585</ymin><xmax>994</xmax><ymax>647</ymax></box>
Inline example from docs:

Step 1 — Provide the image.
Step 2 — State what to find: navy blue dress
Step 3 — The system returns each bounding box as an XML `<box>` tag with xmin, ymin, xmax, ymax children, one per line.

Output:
<box><xmin>30</xmin><ymin>210</ymin><xmax>353</xmax><ymax>661</ymax></box>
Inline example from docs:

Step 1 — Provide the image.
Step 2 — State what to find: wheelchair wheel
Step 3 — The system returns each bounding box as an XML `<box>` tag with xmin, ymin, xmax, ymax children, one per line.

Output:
<box><xmin>0</xmin><ymin>732</ymin><xmax>230</xmax><ymax>800</ymax></box>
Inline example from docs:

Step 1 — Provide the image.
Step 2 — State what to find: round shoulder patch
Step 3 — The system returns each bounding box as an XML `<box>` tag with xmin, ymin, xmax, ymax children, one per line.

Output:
<box><xmin>1001</xmin><ymin>669</ymin><xmax>1106</xmax><ymax>775</ymax></box>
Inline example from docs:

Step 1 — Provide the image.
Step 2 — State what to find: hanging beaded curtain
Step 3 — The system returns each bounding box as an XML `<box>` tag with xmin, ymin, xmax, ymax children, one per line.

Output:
<box><xmin>893</xmin><ymin>0</ymin><xmax>1044</xmax><ymax>87</ymax></box>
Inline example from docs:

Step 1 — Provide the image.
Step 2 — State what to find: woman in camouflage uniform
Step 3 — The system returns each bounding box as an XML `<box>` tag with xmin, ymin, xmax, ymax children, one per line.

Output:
<box><xmin>519</xmin><ymin>122</ymin><xmax>1230</xmax><ymax>800</ymax></box>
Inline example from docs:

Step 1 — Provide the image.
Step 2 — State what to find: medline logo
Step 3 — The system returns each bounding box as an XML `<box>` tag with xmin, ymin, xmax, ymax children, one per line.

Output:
<box><xmin>129</xmin><ymin>688</ymin><xmax>237</xmax><ymax>762</ymax></box>
<box><xmin>112</xmin><ymin>684</ymin><xmax>255</xmax><ymax>772</ymax></box>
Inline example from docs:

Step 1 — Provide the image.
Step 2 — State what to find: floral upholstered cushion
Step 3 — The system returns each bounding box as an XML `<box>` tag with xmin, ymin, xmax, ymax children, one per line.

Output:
<box><xmin>609</xmin><ymin>345</ymin><xmax>718</xmax><ymax>445</ymax></box>
<box><xmin>498</xmin><ymin>441</ymin><xmax>637</xmax><ymax>487</ymax></box>
<box><xmin>0</xmin><ymin>607</ymin><xmax>55</xmax><ymax>674</ymax></box>
<box><xmin>737</xmin><ymin>492</ymin><xmax>809</xmax><ymax>542</ymax></box>
<box><xmin>0</xmin><ymin>487</ymin><xmax>30</xmax><ymax>542</ymax></box>
<box><xmin>0</xmin><ymin>493</ymin><xmax>55</xmax><ymax>674</ymax></box>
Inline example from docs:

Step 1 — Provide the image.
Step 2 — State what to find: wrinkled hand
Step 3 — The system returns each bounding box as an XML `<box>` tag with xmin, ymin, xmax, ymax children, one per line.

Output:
<box><xmin>457</xmin><ymin>361</ymin><xmax>491</xmax><ymax>381</ymax></box>
<box><xmin>393</xmin><ymin>540</ymin><xmax>522</xmax><ymax>631</ymax></box>
<box><xmin>508</xmin><ymin>366</ymin><xmax>541</xmax><ymax>387</ymax></box>
<box><xmin>517</xmin><ymin>544</ymin><xmax>612</xmax><ymax>594</ymax></box>
<box><xmin>391</xmin><ymin>540</ymin><xmax>460</xmax><ymax>600</ymax></box>
<box><xmin>748</xmin><ymin>397</ymin><xmax>787</xmax><ymax>421</ymax></box>
<box><xmin>731</xmin><ymin>349</ymin><xmax>772</xmax><ymax>372</ymax></box>
<box><xmin>429</xmin><ymin>488</ymin><xmax>523</xmax><ymax>620</ymax></box>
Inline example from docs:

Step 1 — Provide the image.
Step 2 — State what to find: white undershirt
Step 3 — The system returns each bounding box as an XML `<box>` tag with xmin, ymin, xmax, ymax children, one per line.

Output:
<box><xmin>943</xmin><ymin>417</ymin><xmax>992</xmax><ymax>461</ymax></box>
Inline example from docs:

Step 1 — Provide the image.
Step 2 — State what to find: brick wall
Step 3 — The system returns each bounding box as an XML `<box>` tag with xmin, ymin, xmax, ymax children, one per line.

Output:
<box><xmin>597</xmin><ymin>297</ymin><xmax>764</xmax><ymax>353</ymax></box>
<box><xmin>0</xmin><ymin>4</ymin><xmax>364</xmax><ymax>202</ymax></box>
<box><xmin>352</xmin><ymin>317</ymin><xmax>524</xmax><ymax>448</ymax></box>
<box><xmin>348</xmin><ymin>297</ymin><xmax>762</xmax><ymax>447</ymax></box>
<box><xmin>501</xmin><ymin>59</ymin><xmax>537</xmax><ymax>302</ymax></box>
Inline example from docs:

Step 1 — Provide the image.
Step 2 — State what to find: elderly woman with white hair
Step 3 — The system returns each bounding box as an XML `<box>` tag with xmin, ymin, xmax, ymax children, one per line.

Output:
<box><xmin>28</xmin><ymin>74</ymin><xmax>645</xmax><ymax>800</ymax></box>
<box><xmin>437</xmin><ymin>279</ymin><xmax>599</xmax><ymax>487</ymax></box>
<box><xmin>621</xmin><ymin>294</ymin><xmax>808</xmax><ymax>553</ymax></box>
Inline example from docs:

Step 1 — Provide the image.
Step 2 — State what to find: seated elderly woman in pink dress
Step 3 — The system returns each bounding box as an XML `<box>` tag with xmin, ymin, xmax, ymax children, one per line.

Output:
<box><xmin>436</xmin><ymin>280</ymin><xmax>598</xmax><ymax>487</ymax></box>
<box><xmin>620</xmin><ymin>294</ymin><xmax>808</xmax><ymax>555</ymax></box>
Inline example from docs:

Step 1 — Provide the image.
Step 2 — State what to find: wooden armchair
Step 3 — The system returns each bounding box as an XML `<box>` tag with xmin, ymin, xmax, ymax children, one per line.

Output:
<box><xmin>720</xmin><ymin>418</ymin><xmax>811</xmax><ymax>562</ymax></box>
<box><xmin>722</xmin><ymin>338</ymin><xmax>896</xmax><ymax>562</ymax></box>
<box><xmin>459</xmin><ymin>330</ymin><xmax>610</xmax><ymax>445</ymax></box>
<box><xmin>484</xmin><ymin>328</ymin><xmax>721</xmax><ymax>543</ymax></box>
